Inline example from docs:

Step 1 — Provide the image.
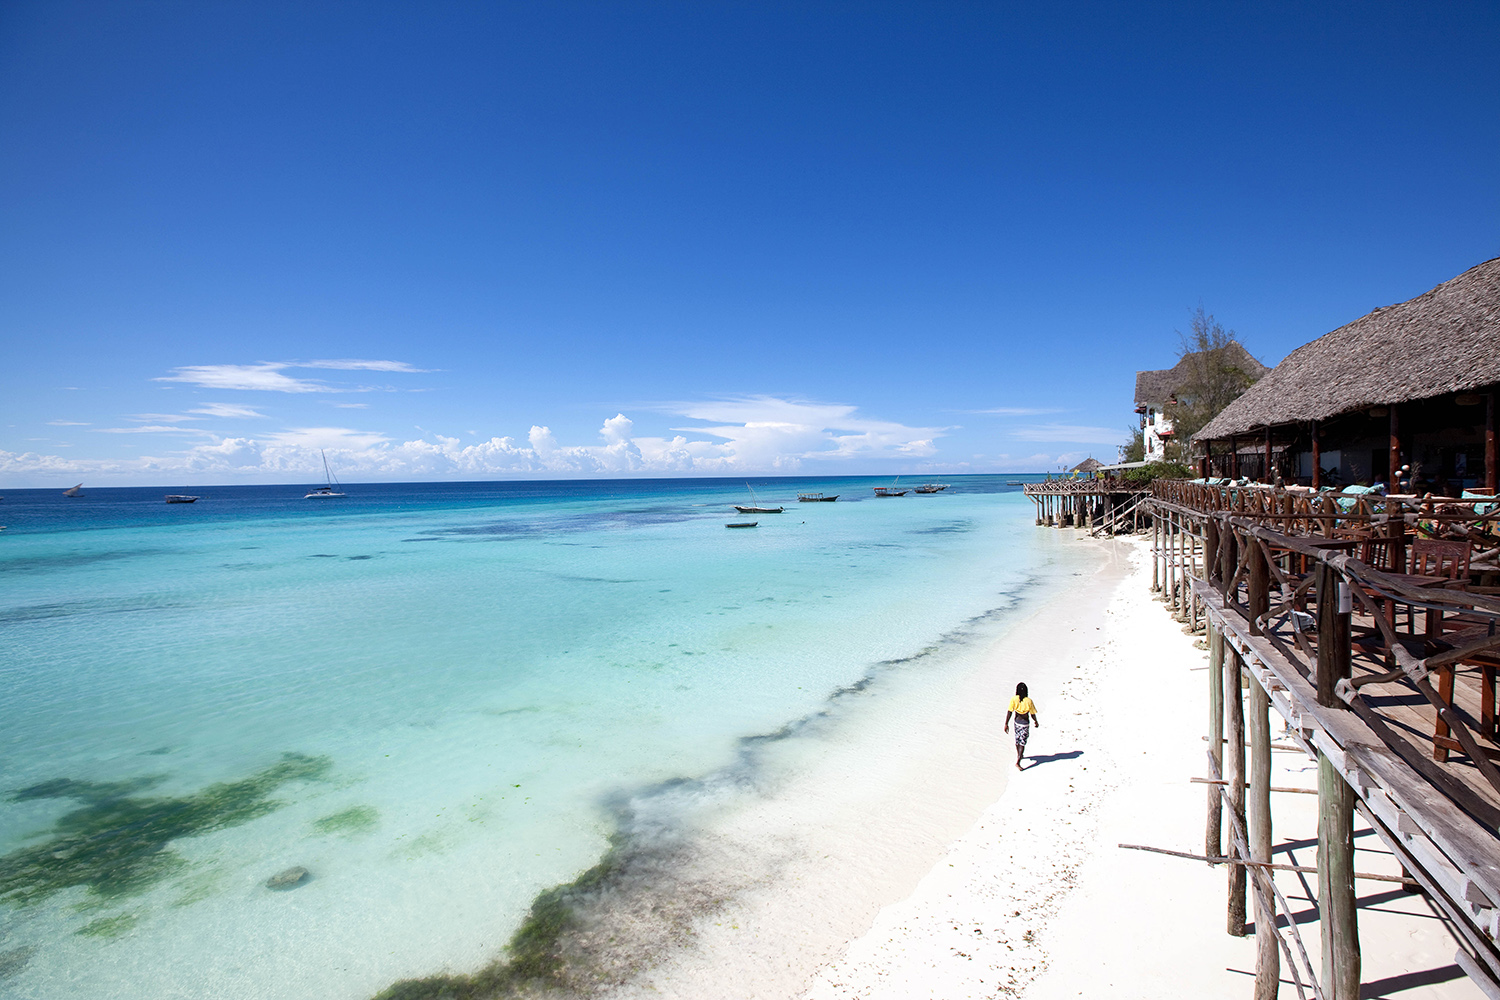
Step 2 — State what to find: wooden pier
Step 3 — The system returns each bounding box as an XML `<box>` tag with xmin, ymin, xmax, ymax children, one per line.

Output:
<box><xmin>1022</xmin><ymin>478</ymin><xmax>1152</xmax><ymax>535</ymax></box>
<box><xmin>1145</xmin><ymin>480</ymin><xmax>1500</xmax><ymax>999</ymax></box>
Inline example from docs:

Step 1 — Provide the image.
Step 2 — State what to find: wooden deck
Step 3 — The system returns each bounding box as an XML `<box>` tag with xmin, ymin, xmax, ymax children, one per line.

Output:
<box><xmin>1146</xmin><ymin>480</ymin><xmax>1500</xmax><ymax>1000</ymax></box>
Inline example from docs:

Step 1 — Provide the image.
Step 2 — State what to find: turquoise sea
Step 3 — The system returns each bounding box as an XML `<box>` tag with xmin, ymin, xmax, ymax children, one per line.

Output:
<box><xmin>0</xmin><ymin>475</ymin><xmax>1083</xmax><ymax>999</ymax></box>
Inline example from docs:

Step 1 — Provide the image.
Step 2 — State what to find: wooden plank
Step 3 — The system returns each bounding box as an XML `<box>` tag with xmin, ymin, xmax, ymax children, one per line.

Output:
<box><xmin>1344</xmin><ymin>742</ymin><xmax>1500</xmax><ymax>909</ymax></box>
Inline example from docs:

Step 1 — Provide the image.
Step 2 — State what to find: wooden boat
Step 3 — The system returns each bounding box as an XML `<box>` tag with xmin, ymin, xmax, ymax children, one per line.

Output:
<box><xmin>726</xmin><ymin>522</ymin><xmax>758</xmax><ymax>528</ymax></box>
<box><xmin>797</xmin><ymin>492</ymin><xmax>838</xmax><ymax>502</ymax></box>
<box><xmin>305</xmin><ymin>450</ymin><xmax>347</xmax><ymax>498</ymax></box>
<box><xmin>164</xmin><ymin>495</ymin><xmax>199</xmax><ymax>503</ymax></box>
<box><xmin>63</xmin><ymin>484</ymin><xmax>83</xmax><ymax>498</ymax></box>
<box><xmin>873</xmin><ymin>476</ymin><xmax>907</xmax><ymax>497</ymax></box>
<box><xmin>913</xmin><ymin>483</ymin><xmax>949</xmax><ymax>493</ymax></box>
<box><xmin>734</xmin><ymin>482</ymin><xmax>783</xmax><ymax>514</ymax></box>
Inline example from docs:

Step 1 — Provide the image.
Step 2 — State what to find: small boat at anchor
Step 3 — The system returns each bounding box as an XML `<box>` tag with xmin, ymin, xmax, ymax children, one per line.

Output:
<box><xmin>305</xmin><ymin>450</ymin><xmax>346</xmax><ymax>498</ymax></box>
<box><xmin>164</xmin><ymin>495</ymin><xmax>199</xmax><ymax>504</ymax></box>
<box><xmin>726</xmin><ymin>522</ymin><xmax>758</xmax><ymax>529</ymax></box>
<box><xmin>873</xmin><ymin>476</ymin><xmax>907</xmax><ymax>497</ymax></box>
<box><xmin>913</xmin><ymin>482</ymin><xmax>949</xmax><ymax>493</ymax></box>
<box><xmin>734</xmin><ymin>482</ymin><xmax>783</xmax><ymax>514</ymax></box>
<box><xmin>63</xmin><ymin>484</ymin><xmax>83</xmax><ymax>498</ymax></box>
<box><xmin>797</xmin><ymin>492</ymin><xmax>838</xmax><ymax>502</ymax></box>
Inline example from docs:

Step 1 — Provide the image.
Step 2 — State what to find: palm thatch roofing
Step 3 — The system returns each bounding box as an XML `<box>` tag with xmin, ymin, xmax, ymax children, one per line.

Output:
<box><xmin>1198</xmin><ymin>257</ymin><xmax>1500</xmax><ymax>441</ymax></box>
<box><xmin>1070</xmin><ymin>457</ymin><xmax>1103</xmax><ymax>474</ymax></box>
<box><xmin>1135</xmin><ymin>341</ymin><xmax>1266</xmax><ymax>407</ymax></box>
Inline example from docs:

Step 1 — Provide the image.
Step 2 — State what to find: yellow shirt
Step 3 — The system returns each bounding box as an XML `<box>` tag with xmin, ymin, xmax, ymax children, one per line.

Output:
<box><xmin>1008</xmin><ymin>696</ymin><xmax>1037</xmax><ymax>716</ymax></box>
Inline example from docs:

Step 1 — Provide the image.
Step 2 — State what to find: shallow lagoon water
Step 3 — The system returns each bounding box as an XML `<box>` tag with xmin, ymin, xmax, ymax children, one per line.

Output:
<box><xmin>0</xmin><ymin>475</ymin><xmax>1075</xmax><ymax>999</ymax></box>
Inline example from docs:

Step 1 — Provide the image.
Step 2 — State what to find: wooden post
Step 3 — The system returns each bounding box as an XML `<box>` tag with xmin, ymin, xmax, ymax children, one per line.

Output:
<box><xmin>1487</xmin><ymin>389</ymin><xmax>1497</xmax><ymax>493</ymax></box>
<box><xmin>1389</xmin><ymin>404</ymin><xmax>1401</xmax><ymax>488</ymax></box>
<box><xmin>1264</xmin><ymin>425</ymin><xmax>1273</xmax><ymax>484</ymax></box>
<box><xmin>1206</xmin><ymin>518</ymin><xmax>1221</xmax><ymax>588</ymax></box>
<box><xmin>1249</xmin><ymin>674</ymin><xmax>1279</xmax><ymax>998</ymax></box>
<box><xmin>1231</xmin><ymin>436</ymin><xmax>1240</xmax><ymax>478</ymax></box>
<box><xmin>1207</xmin><ymin>623</ymin><xmax>1224</xmax><ymax>859</ymax></box>
<box><xmin>1311</xmin><ymin>420</ymin><xmax>1321</xmax><ymax>490</ymax></box>
<box><xmin>1315</xmin><ymin>556</ymin><xmax>1359</xmax><ymax>998</ymax></box>
<box><xmin>1319</xmin><ymin>756</ymin><xmax>1360</xmax><ymax>998</ymax></box>
<box><xmin>1387</xmin><ymin>495</ymin><xmax>1407</xmax><ymax>575</ymax></box>
<box><xmin>1225</xmin><ymin>645</ymin><xmax>1248</xmax><ymax>935</ymax></box>
<box><xmin>1151</xmin><ymin>513</ymin><xmax>1160</xmax><ymax>591</ymax></box>
<box><xmin>1248</xmin><ymin>534</ymin><xmax>1269</xmax><ymax>636</ymax></box>
<box><xmin>1169</xmin><ymin>514</ymin><xmax>1180</xmax><ymax>612</ymax></box>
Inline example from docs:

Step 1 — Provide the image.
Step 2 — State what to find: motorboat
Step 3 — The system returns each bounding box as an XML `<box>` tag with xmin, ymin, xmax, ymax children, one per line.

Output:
<box><xmin>164</xmin><ymin>495</ymin><xmax>199</xmax><ymax>503</ymax></box>
<box><xmin>797</xmin><ymin>492</ymin><xmax>838</xmax><ymax>502</ymax></box>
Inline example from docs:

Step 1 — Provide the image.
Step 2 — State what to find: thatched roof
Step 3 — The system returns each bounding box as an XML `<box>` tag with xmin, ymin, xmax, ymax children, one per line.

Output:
<box><xmin>1198</xmin><ymin>257</ymin><xmax>1500</xmax><ymax>440</ymax></box>
<box><xmin>1135</xmin><ymin>341</ymin><xmax>1266</xmax><ymax>407</ymax></box>
<box><xmin>1070</xmin><ymin>457</ymin><xmax>1103</xmax><ymax>474</ymax></box>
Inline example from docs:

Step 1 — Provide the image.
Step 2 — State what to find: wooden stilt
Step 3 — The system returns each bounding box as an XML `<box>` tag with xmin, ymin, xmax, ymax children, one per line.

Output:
<box><xmin>1152</xmin><ymin>515</ymin><xmax>1160</xmax><ymax>592</ymax></box>
<box><xmin>1207</xmin><ymin>623</ymin><xmax>1224</xmax><ymax>859</ymax></box>
<box><xmin>1316</xmin><ymin>557</ymin><xmax>1359</xmax><ymax>998</ymax></box>
<box><xmin>1249</xmin><ymin>535</ymin><xmax>1269</xmax><ymax>636</ymax></box>
<box><xmin>1226</xmin><ymin>646</ymin><xmax>1248</xmax><ymax>935</ymax></box>
<box><xmin>1249</xmin><ymin>674</ymin><xmax>1280</xmax><ymax>997</ymax></box>
<box><xmin>1319</xmin><ymin>755</ymin><xmax>1360</xmax><ymax>999</ymax></box>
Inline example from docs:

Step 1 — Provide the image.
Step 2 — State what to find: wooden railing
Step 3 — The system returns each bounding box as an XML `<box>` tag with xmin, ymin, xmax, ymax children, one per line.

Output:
<box><xmin>1146</xmin><ymin>483</ymin><xmax>1500</xmax><ymax>999</ymax></box>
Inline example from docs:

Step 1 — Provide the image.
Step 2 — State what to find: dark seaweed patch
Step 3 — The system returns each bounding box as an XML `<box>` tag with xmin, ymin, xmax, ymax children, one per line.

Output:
<box><xmin>308</xmin><ymin>554</ymin><xmax>339</xmax><ymax>558</ymax></box>
<box><xmin>0</xmin><ymin>549</ymin><xmax>174</xmax><ymax>575</ymax></box>
<box><xmin>0</xmin><ymin>753</ymin><xmax>330</xmax><ymax>905</ymax></box>
<box><xmin>0</xmin><ymin>945</ymin><xmax>38</xmax><ymax>980</ymax></box>
<box><xmin>347</xmin><ymin>555</ymin><xmax>374</xmax><ymax>561</ymax></box>
<box><xmin>908</xmin><ymin>519</ymin><xmax>975</xmax><ymax>535</ymax></box>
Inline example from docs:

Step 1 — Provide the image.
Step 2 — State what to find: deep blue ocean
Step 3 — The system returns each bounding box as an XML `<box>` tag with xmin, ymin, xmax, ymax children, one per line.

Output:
<box><xmin>0</xmin><ymin>475</ymin><xmax>1072</xmax><ymax>999</ymax></box>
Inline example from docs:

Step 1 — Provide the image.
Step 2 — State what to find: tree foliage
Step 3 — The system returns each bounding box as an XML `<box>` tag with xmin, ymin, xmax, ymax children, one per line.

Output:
<box><xmin>1168</xmin><ymin>308</ymin><xmax>1262</xmax><ymax>447</ymax></box>
<box><xmin>1119</xmin><ymin>425</ymin><xmax>1145</xmax><ymax>463</ymax></box>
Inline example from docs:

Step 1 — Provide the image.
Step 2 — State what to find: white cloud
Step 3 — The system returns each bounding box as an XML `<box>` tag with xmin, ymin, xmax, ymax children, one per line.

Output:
<box><xmin>95</xmin><ymin>425</ymin><xmax>214</xmax><ymax>435</ymax></box>
<box><xmin>0</xmin><ymin>397</ymin><xmax>949</xmax><ymax>483</ymax></box>
<box><xmin>189</xmin><ymin>403</ymin><xmax>267</xmax><ymax>418</ymax></box>
<box><xmin>331</xmin><ymin>402</ymin><xmax>369</xmax><ymax>409</ymax></box>
<box><xmin>154</xmin><ymin>359</ymin><xmax>426</xmax><ymax>393</ymax></box>
<box><xmin>303</xmin><ymin>359</ymin><xmax>429</xmax><ymax>372</ymax></box>
<box><xmin>969</xmin><ymin>407</ymin><xmax>1064</xmax><ymax>416</ymax></box>
<box><xmin>1011</xmin><ymin>423</ymin><xmax>1128</xmax><ymax>445</ymax></box>
<box><xmin>157</xmin><ymin>364</ymin><xmax>329</xmax><ymax>393</ymax></box>
<box><xmin>128</xmin><ymin>413</ymin><xmax>201</xmax><ymax>423</ymax></box>
<box><xmin>46</xmin><ymin>420</ymin><xmax>89</xmax><ymax>426</ymax></box>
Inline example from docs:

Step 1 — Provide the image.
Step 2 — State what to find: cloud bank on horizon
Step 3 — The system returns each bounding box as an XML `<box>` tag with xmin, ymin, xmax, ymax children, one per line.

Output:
<box><xmin>5</xmin><ymin>361</ymin><xmax>1123</xmax><ymax>484</ymax></box>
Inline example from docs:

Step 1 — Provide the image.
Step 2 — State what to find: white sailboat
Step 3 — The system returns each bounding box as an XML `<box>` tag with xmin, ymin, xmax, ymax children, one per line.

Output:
<box><xmin>304</xmin><ymin>450</ymin><xmax>346</xmax><ymax>498</ymax></box>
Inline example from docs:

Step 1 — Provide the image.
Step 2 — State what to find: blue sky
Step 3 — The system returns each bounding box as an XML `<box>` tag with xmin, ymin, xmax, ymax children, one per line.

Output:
<box><xmin>2</xmin><ymin>1</ymin><xmax>1497</xmax><ymax>485</ymax></box>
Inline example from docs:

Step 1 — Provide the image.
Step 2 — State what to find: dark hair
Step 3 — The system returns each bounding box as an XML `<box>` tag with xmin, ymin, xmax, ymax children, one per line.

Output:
<box><xmin>1015</xmin><ymin>682</ymin><xmax>1028</xmax><ymax>698</ymax></box>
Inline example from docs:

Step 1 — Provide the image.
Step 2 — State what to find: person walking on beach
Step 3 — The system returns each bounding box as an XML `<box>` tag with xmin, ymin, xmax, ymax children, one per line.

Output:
<box><xmin>1004</xmin><ymin>682</ymin><xmax>1039</xmax><ymax>770</ymax></box>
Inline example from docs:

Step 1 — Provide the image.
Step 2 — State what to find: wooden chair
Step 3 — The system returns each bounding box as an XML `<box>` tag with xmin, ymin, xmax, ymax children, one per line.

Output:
<box><xmin>1409</xmin><ymin>538</ymin><xmax>1471</xmax><ymax>580</ymax></box>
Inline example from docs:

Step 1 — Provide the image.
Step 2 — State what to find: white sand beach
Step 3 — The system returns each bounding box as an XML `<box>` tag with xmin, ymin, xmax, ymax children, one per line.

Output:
<box><xmin>798</xmin><ymin>535</ymin><xmax>1482</xmax><ymax>1000</ymax></box>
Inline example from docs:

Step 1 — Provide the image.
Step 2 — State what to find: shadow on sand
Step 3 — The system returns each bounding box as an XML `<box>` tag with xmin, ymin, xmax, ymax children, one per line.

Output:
<box><xmin>1021</xmin><ymin>750</ymin><xmax>1083</xmax><ymax>770</ymax></box>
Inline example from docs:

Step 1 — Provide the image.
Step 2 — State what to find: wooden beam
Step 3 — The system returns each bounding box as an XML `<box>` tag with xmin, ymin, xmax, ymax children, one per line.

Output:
<box><xmin>1312</xmin><ymin>420</ymin><xmax>1322</xmax><ymax>490</ymax></box>
<box><xmin>1117</xmin><ymin>843</ymin><xmax>1416</xmax><ymax>884</ymax></box>
<box><xmin>1320</xmin><ymin>751</ymin><xmax>1360</xmax><ymax>1000</ymax></box>
<box><xmin>1390</xmin><ymin>404</ymin><xmax>1401</xmax><ymax>488</ymax></box>
<box><xmin>1250</xmin><ymin>674</ymin><xmax>1280</xmax><ymax>998</ymax></box>
<box><xmin>1488</xmin><ymin>389</ymin><xmax>1497</xmax><ymax>494</ymax></box>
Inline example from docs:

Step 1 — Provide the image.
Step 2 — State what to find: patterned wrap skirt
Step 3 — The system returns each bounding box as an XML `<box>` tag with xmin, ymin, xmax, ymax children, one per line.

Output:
<box><xmin>1013</xmin><ymin>717</ymin><xmax>1030</xmax><ymax>748</ymax></box>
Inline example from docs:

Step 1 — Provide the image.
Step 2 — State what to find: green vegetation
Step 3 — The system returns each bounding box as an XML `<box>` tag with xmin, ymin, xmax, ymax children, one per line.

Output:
<box><xmin>312</xmin><ymin>805</ymin><xmax>379</xmax><ymax>837</ymax></box>
<box><xmin>76</xmin><ymin>913</ymin><xmax>138</xmax><ymax>938</ymax></box>
<box><xmin>373</xmin><ymin>835</ymin><xmax>627</xmax><ymax>1000</ymax></box>
<box><xmin>0</xmin><ymin>753</ymin><xmax>331</xmax><ymax>905</ymax></box>
<box><xmin>1120</xmin><ymin>461</ymin><xmax>1194</xmax><ymax>486</ymax></box>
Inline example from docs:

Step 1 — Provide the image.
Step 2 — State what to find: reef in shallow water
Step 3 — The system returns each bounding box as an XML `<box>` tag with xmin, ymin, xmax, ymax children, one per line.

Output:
<box><xmin>373</xmin><ymin>816</ymin><xmax>736</xmax><ymax>1000</ymax></box>
<box><xmin>312</xmin><ymin>805</ymin><xmax>379</xmax><ymax>837</ymax></box>
<box><xmin>0</xmin><ymin>752</ymin><xmax>332</xmax><ymax>905</ymax></box>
